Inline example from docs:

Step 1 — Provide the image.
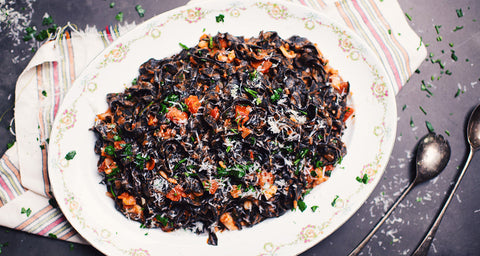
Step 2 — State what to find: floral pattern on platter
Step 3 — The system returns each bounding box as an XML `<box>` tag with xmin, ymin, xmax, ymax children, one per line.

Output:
<box><xmin>184</xmin><ymin>8</ymin><xmax>204</xmax><ymax>23</ymax></box>
<box><xmin>98</xmin><ymin>43</ymin><xmax>130</xmax><ymax>68</ymax></box>
<box><xmin>371</xmin><ymin>81</ymin><xmax>389</xmax><ymax>99</ymax></box>
<box><xmin>256</xmin><ymin>2</ymin><xmax>289</xmax><ymax>19</ymax></box>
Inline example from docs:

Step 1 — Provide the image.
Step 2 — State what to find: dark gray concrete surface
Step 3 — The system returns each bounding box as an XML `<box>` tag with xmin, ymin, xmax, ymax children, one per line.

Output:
<box><xmin>0</xmin><ymin>0</ymin><xmax>478</xmax><ymax>255</ymax></box>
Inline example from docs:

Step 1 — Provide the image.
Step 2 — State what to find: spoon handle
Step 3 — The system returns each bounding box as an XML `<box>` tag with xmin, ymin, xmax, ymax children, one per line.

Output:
<box><xmin>411</xmin><ymin>147</ymin><xmax>474</xmax><ymax>256</ymax></box>
<box><xmin>348</xmin><ymin>180</ymin><xmax>417</xmax><ymax>256</ymax></box>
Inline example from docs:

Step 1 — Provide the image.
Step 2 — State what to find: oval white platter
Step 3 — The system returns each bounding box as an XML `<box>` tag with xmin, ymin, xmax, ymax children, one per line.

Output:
<box><xmin>48</xmin><ymin>0</ymin><xmax>397</xmax><ymax>255</ymax></box>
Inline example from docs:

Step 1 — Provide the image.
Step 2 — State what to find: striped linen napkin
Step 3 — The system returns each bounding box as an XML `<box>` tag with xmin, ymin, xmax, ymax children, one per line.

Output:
<box><xmin>0</xmin><ymin>0</ymin><xmax>426</xmax><ymax>244</ymax></box>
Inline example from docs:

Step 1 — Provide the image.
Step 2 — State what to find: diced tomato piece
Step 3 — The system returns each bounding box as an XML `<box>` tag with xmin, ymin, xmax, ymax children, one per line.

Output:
<box><xmin>146</xmin><ymin>159</ymin><xmax>155</xmax><ymax>170</ymax></box>
<box><xmin>118</xmin><ymin>192</ymin><xmax>136</xmax><ymax>206</ymax></box>
<box><xmin>257</xmin><ymin>171</ymin><xmax>274</xmax><ymax>187</ymax></box>
<box><xmin>343</xmin><ymin>106</ymin><xmax>354</xmax><ymax>122</ymax></box>
<box><xmin>210</xmin><ymin>107</ymin><xmax>220</xmax><ymax>120</ymax></box>
<box><xmin>166</xmin><ymin>185</ymin><xmax>186</xmax><ymax>201</ymax></box>
<box><xmin>235</xmin><ymin>105</ymin><xmax>252</xmax><ymax>125</ymax></box>
<box><xmin>218</xmin><ymin>38</ymin><xmax>228</xmax><ymax>49</ymax></box>
<box><xmin>259</xmin><ymin>60</ymin><xmax>272</xmax><ymax>74</ymax></box>
<box><xmin>98</xmin><ymin>157</ymin><xmax>117</xmax><ymax>175</ymax></box>
<box><xmin>220</xmin><ymin>212</ymin><xmax>238</xmax><ymax>230</ymax></box>
<box><xmin>114</xmin><ymin>140</ymin><xmax>125</xmax><ymax>150</ymax></box>
<box><xmin>166</xmin><ymin>107</ymin><xmax>188</xmax><ymax>125</ymax></box>
<box><xmin>148</xmin><ymin>114</ymin><xmax>158</xmax><ymax>126</ymax></box>
<box><xmin>185</xmin><ymin>95</ymin><xmax>201</xmax><ymax>114</ymax></box>
<box><xmin>230</xmin><ymin>185</ymin><xmax>241</xmax><ymax>198</ymax></box>
<box><xmin>203</xmin><ymin>180</ymin><xmax>219</xmax><ymax>194</ymax></box>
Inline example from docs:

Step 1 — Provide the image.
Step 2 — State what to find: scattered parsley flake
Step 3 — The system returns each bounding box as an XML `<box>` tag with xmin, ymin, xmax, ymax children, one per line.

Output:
<box><xmin>297</xmin><ymin>200</ymin><xmax>307</xmax><ymax>212</ymax></box>
<box><xmin>135</xmin><ymin>5</ymin><xmax>145</xmax><ymax>17</ymax></box>
<box><xmin>7</xmin><ymin>141</ymin><xmax>15</xmax><ymax>149</ymax></box>
<box><xmin>445</xmin><ymin>130</ymin><xmax>451</xmax><ymax>136</ymax></box>
<box><xmin>42</xmin><ymin>16</ymin><xmax>54</xmax><ymax>26</ymax></box>
<box><xmin>109</xmin><ymin>2</ymin><xmax>115</xmax><ymax>8</ymax></box>
<box><xmin>331</xmin><ymin>195</ymin><xmax>340</xmax><ymax>207</ymax></box>
<box><xmin>456</xmin><ymin>8</ymin><xmax>463</xmax><ymax>18</ymax></box>
<box><xmin>410</xmin><ymin>117</ymin><xmax>415</xmax><ymax>127</ymax></box>
<box><xmin>402</xmin><ymin>104</ymin><xmax>407</xmax><ymax>111</ymax></box>
<box><xmin>415</xmin><ymin>69</ymin><xmax>420</xmax><ymax>74</ymax></box>
<box><xmin>419</xmin><ymin>106</ymin><xmax>427</xmax><ymax>115</ymax></box>
<box><xmin>41</xmin><ymin>90</ymin><xmax>47</xmax><ymax>97</ymax></box>
<box><xmin>455</xmin><ymin>88</ymin><xmax>463</xmax><ymax>97</ymax></box>
<box><xmin>356</xmin><ymin>173</ymin><xmax>369</xmax><ymax>184</ymax></box>
<box><xmin>65</xmin><ymin>150</ymin><xmax>77</xmax><ymax>160</ymax></box>
<box><xmin>311</xmin><ymin>205</ymin><xmax>319</xmax><ymax>212</ymax></box>
<box><xmin>425</xmin><ymin>121</ymin><xmax>435</xmax><ymax>133</ymax></box>
<box><xmin>0</xmin><ymin>242</ymin><xmax>8</xmax><ymax>253</ymax></box>
<box><xmin>388</xmin><ymin>29</ymin><xmax>391</xmax><ymax>35</ymax></box>
<box><xmin>436</xmin><ymin>36</ymin><xmax>443</xmax><ymax>41</ymax></box>
<box><xmin>405</xmin><ymin>12</ymin><xmax>412</xmax><ymax>21</ymax></box>
<box><xmin>179</xmin><ymin>42</ymin><xmax>189</xmax><ymax>50</ymax></box>
<box><xmin>416</xmin><ymin>197</ymin><xmax>422</xmax><ymax>202</ymax></box>
<box><xmin>215</xmin><ymin>14</ymin><xmax>225</xmax><ymax>23</ymax></box>
<box><xmin>115</xmin><ymin>12</ymin><xmax>124</xmax><ymax>22</ymax></box>
<box><xmin>69</xmin><ymin>243</ymin><xmax>75</xmax><ymax>251</ymax></box>
<box><xmin>453</xmin><ymin>25</ymin><xmax>463</xmax><ymax>32</ymax></box>
<box><xmin>48</xmin><ymin>233</ymin><xmax>57</xmax><ymax>239</ymax></box>
<box><xmin>21</xmin><ymin>207</ymin><xmax>32</xmax><ymax>217</ymax></box>
<box><xmin>434</xmin><ymin>25</ymin><xmax>441</xmax><ymax>34</ymax></box>
<box><xmin>451</xmin><ymin>50</ymin><xmax>458</xmax><ymax>61</ymax></box>
<box><xmin>445</xmin><ymin>70</ymin><xmax>452</xmax><ymax>75</ymax></box>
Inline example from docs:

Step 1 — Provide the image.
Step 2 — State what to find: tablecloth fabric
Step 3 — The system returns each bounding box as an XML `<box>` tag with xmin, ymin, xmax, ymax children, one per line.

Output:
<box><xmin>0</xmin><ymin>0</ymin><xmax>426</xmax><ymax>244</ymax></box>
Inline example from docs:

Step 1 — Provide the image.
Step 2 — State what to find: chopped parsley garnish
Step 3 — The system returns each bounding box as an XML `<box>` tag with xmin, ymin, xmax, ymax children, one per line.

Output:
<box><xmin>453</xmin><ymin>25</ymin><xmax>464</xmax><ymax>32</ymax></box>
<box><xmin>311</xmin><ymin>205</ymin><xmax>319</xmax><ymax>212</ymax></box>
<box><xmin>425</xmin><ymin>121</ymin><xmax>435</xmax><ymax>133</ymax></box>
<box><xmin>155</xmin><ymin>215</ymin><xmax>169</xmax><ymax>226</ymax></box>
<box><xmin>434</xmin><ymin>25</ymin><xmax>441</xmax><ymax>34</ymax></box>
<box><xmin>419</xmin><ymin>106</ymin><xmax>427</xmax><ymax>115</ymax></box>
<box><xmin>42</xmin><ymin>16</ymin><xmax>54</xmax><ymax>26</ymax></box>
<box><xmin>356</xmin><ymin>173</ymin><xmax>369</xmax><ymax>184</ymax></box>
<box><xmin>0</xmin><ymin>242</ymin><xmax>9</xmax><ymax>253</ymax></box>
<box><xmin>410</xmin><ymin>117</ymin><xmax>415</xmax><ymax>127</ymax></box>
<box><xmin>104</xmin><ymin>145</ymin><xmax>115</xmax><ymax>156</ymax></box>
<box><xmin>270</xmin><ymin>88</ymin><xmax>283</xmax><ymax>102</ymax></box>
<box><xmin>402</xmin><ymin>104</ymin><xmax>407</xmax><ymax>111</ymax></box>
<box><xmin>6</xmin><ymin>141</ymin><xmax>15</xmax><ymax>149</ymax></box>
<box><xmin>297</xmin><ymin>200</ymin><xmax>307</xmax><ymax>212</ymax></box>
<box><xmin>65</xmin><ymin>150</ymin><xmax>77</xmax><ymax>160</ymax></box>
<box><xmin>416</xmin><ymin>197</ymin><xmax>422</xmax><ymax>202</ymax></box>
<box><xmin>436</xmin><ymin>36</ymin><xmax>443</xmax><ymax>42</ymax></box>
<box><xmin>115</xmin><ymin>12</ymin><xmax>124</xmax><ymax>22</ymax></box>
<box><xmin>110</xmin><ymin>2</ymin><xmax>115</xmax><ymax>8</ymax></box>
<box><xmin>135</xmin><ymin>5</ymin><xmax>145</xmax><ymax>17</ymax></box>
<box><xmin>445</xmin><ymin>130</ymin><xmax>451</xmax><ymax>136</ymax></box>
<box><xmin>451</xmin><ymin>50</ymin><xmax>458</xmax><ymax>61</ymax></box>
<box><xmin>113</xmin><ymin>135</ymin><xmax>122</xmax><ymax>141</ymax></box>
<box><xmin>405</xmin><ymin>13</ymin><xmax>412</xmax><ymax>21</ymax></box>
<box><xmin>42</xmin><ymin>90</ymin><xmax>47</xmax><ymax>97</ymax></box>
<box><xmin>179</xmin><ymin>42</ymin><xmax>189</xmax><ymax>50</ymax></box>
<box><xmin>454</xmin><ymin>88</ymin><xmax>463</xmax><ymax>97</ymax></box>
<box><xmin>331</xmin><ymin>195</ymin><xmax>339</xmax><ymax>207</ymax></box>
<box><xmin>215</xmin><ymin>14</ymin><xmax>225</xmax><ymax>23</ymax></box>
<box><xmin>48</xmin><ymin>233</ymin><xmax>57</xmax><ymax>239</ymax></box>
<box><xmin>21</xmin><ymin>207</ymin><xmax>32</xmax><ymax>217</ymax></box>
<box><xmin>456</xmin><ymin>8</ymin><xmax>463</xmax><ymax>18</ymax></box>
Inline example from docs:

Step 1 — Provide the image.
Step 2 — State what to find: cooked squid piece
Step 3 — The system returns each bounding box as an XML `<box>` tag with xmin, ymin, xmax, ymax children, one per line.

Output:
<box><xmin>92</xmin><ymin>31</ymin><xmax>353</xmax><ymax>246</ymax></box>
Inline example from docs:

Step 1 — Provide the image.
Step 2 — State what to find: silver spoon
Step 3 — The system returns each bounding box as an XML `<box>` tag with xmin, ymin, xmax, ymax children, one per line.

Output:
<box><xmin>348</xmin><ymin>132</ymin><xmax>451</xmax><ymax>256</ymax></box>
<box><xmin>412</xmin><ymin>104</ymin><xmax>480</xmax><ymax>256</ymax></box>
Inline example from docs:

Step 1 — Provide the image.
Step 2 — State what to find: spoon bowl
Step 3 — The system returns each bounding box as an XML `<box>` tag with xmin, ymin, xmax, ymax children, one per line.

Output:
<box><xmin>415</xmin><ymin>133</ymin><xmax>451</xmax><ymax>183</ymax></box>
<box><xmin>467</xmin><ymin>104</ymin><xmax>480</xmax><ymax>150</ymax></box>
